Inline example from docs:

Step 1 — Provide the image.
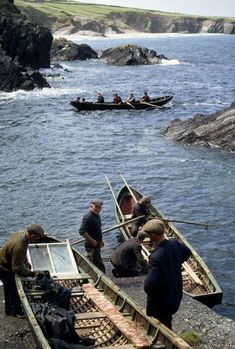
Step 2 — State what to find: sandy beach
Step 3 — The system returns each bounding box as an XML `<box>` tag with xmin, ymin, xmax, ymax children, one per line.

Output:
<box><xmin>53</xmin><ymin>29</ymin><xmax>216</xmax><ymax>41</ymax></box>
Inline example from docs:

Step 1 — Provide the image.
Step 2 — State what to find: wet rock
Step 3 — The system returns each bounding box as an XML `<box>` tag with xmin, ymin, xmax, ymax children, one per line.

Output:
<box><xmin>99</xmin><ymin>44</ymin><xmax>168</xmax><ymax>65</ymax></box>
<box><xmin>51</xmin><ymin>37</ymin><xmax>98</xmax><ymax>61</ymax></box>
<box><xmin>161</xmin><ymin>102</ymin><xmax>235</xmax><ymax>152</ymax></box>
<box><xmin>0</xmin><ymin>0</ymin><xmax>52</xmax><ymax>92</ymax></box>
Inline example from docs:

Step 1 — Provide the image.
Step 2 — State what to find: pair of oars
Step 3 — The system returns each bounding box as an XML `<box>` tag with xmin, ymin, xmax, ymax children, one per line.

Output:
<box><xmin>119</xmin><ymin>172</ymin><xmax>209</xmax><ymax>229</ymax></box>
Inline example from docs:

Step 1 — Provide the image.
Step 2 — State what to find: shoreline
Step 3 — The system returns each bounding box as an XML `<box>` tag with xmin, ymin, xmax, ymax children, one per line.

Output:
<box><xmin>53</xmin><ymin>30</ymin><xmax>225</xmax><ymax>41</ymax></box>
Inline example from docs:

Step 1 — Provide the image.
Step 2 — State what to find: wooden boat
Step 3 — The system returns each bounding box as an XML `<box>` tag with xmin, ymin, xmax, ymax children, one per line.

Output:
<box><xmin>15</xmin><ymin>236</ymin><xmax>192</xmax><ymax>349</ymax></box>
<box><xmin>113</xmin><ymin>184</ymin><xmax>223</xmax><ymax>308</ymax></box>
<box><xmin>70</xmin><ymin>95</ymin><xmax>173</xmax><ymax>111</ymax></box>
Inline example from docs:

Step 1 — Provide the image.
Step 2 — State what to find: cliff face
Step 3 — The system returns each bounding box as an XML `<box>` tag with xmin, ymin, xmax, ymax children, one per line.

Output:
<box><xmin>105</xmin><ymin>13</ymin><xmax>235</xmax><ymax>34</ymax></box>
<box><xmin>54</xmin><ymin>12</ymin><xmax>235</xmax><ymax>36</ymax></box>
<box><xmin>0</xmin><ymin>0</ymin><xmax>53</xmax><ymax>91</ymax></box>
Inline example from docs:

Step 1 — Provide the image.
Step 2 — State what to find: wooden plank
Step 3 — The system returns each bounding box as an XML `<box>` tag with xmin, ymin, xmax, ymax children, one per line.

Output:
<box><xmin>99</xmin><ymin>345</ymin><xmax>137</xmax><ymax>349</ymax></box>
<box><xmin>83</xmin><ymin>284</ymin><xmax>150</xmax><ymax>348</ymax></box>
<box><xmin>75</xmin><ymin>311</ymin><xmax>106</xmax><ymax>320</ymax></box>
<box><xmin>182</xmin><ymin>262</ymin><xmax>203</xmax><ymax>286</ymax></box>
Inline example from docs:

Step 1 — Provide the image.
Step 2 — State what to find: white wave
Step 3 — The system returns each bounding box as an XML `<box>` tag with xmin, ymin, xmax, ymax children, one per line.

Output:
<box><xmin>161</xmin><ymin>59</ymin><xmax>180</xmax><ymax>65</ymax></box>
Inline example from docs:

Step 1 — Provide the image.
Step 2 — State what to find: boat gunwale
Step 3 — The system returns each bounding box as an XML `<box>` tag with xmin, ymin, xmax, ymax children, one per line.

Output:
<box><xmin>16</xmin><ymin>235</ymin><xmax>192</xmax><ymax>349</ymax></box>
<box><xmin>115</xmin><ymin>185</ymin><xmax>223</xmax><ymax>306</ymax></box>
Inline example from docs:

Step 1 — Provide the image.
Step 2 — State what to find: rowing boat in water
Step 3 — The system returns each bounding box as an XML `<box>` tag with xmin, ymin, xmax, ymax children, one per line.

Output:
<box><xmin>113</xmin><ymin>184</ymin><xmax>223</xmax><ymax>308</ymax></box>
<box><xmin>70</xmin><ymin>95</ymin><xmax>173</xmax><ymax>111</ymax></box>
<box><xmin>16</xmin><ymin>236</ymin><xmax>191</xmax><ymax>349</ymax></box>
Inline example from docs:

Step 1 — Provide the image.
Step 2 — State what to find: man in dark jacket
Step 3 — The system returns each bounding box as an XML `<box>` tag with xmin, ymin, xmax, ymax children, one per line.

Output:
<box><xmin>131</xmin><ymin>196</ymin><xmax>151</xmax><ymax>236</ymax></box>
<box><xmin>110</xmin><ymin>230</ymin><xmax>148</xmax><ymax>277</ymax></box>
<box><xmin>0</xmin><ymin>224</ymin><xmax>45</xmax><ymax>317</ymax></box>
<box><xmin>142</xmin><ymin>219</ymin><xmax>191</xmax><ymax>329</ymax></box>
<box><xmin>79</xmin><ymin>199</ymin><xmax>105</xmax><ymax>273</ymax></box>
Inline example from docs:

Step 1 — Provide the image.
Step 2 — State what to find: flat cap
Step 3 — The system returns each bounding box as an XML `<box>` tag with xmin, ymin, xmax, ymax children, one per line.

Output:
<box><xmin>142</xmin><ymin>219</ymin><xmax>165</xmax><ymax>235</ymax></box>
<box><xmin>91</xmin><ymin>199</ymin><xmax>103</xmax><ymax>206</ymax></box>
<box><xmin>140</xmin><ymin>196</ymin><xmax>151</xmax><ymax>204</ymax></box>
<box><xmin>28</xmin><ymin>224</ymin><xmax>45</xmax><ymax>237</ymax></box>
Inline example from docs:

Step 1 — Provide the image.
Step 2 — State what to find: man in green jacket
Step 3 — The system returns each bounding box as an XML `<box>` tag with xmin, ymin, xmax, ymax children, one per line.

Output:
<box><xmin>0</xmin><ymin>224</ymin><xmax>45</xmax><ymax>317</ymax></box>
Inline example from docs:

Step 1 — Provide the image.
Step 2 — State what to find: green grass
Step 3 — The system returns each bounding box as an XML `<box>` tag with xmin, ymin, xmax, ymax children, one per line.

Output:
<box><xmin>15</xmin><ymin>0</ymin><xmax>235</xmax><ymax>22</ymax></box>
<box><xmin>180</xmin><ymin>331</ymin><xmax>200</xmax><ymax>346</ymax></box>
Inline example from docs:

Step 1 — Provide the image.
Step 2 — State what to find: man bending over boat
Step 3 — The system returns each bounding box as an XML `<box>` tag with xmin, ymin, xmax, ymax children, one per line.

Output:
<box><xmin>79</xmin><ymin>199</ymin><xmax>106</xmax><ymax>273</ymax></box>
<box><xmin>142</xmin><ymin>219</ymin><xmax>191</xmax><ymax>329</ymax></box>
<box><xmin>110</xmin><ymin>230</ymin><xmax>148</xmax><ymax>277</ymax></box>
<box><xmin>131</xmin><ymin>196</ymin><xmax>152</xmax><ymax>236</ymax></box>
<box><xmin>0</xmin><ymin>224</ymin><xmax>45</xmax><ymax>317</ymax></box>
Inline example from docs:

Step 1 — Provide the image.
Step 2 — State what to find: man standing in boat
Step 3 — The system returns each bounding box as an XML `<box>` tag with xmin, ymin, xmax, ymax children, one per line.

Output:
<box><xmin>0</xmin><ymin>224</ymin><xmax>45</xmax><ymax>317</ymax></box>
<box><xmin>142</xmin><ymin>219</ymin><xmax>191</xmax><ymax>329</ymax></box>
<box><xmin>79</xmin><ymin>199</ymin><xmax>105</xmax><ymax>273</ymax></box>
<box><xmin>131</xmin><ymin>196</ymin><xmax>152</xmax><ymax>236</ymax></box>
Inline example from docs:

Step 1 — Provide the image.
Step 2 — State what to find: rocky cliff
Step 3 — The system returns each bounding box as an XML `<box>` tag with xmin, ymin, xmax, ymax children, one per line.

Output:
<box><xmin>161</xmin><ymin>102</ymin><xmax>235</xmax><ymax>152</ymax></box>
<box><xmin>15</xmin><ymin>2</ymin><xmax>235</xmax><ymax>36</ymax></box>
<box><xmin>0</xmin><ymin>0</ymin><xmax>53</xmax><ymax>91</ymax></box>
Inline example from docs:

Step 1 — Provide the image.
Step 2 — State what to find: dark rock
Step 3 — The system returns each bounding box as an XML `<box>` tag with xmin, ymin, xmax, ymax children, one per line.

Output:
<box><xmin>51</xmin><ymin>37</ymin><xmax>98</xmax><ymax>61</ymax></box>
<box><xmin>99</xmin><ymin>44</ymin><xmax>167</xmax><ymax>65</ymax></box>
<box><xmin>0</xmin><ymin>0</ymin><xmax>52</xmax><ymax>92</ymax></box>
<box><xmin>161</xmin><ymin>102</ymin><xmax>235</xmax><ymax>152</ymax></box>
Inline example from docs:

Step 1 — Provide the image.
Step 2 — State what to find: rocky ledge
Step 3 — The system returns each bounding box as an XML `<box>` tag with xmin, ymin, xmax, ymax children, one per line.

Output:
<box><xmin>99</xmin><ymin>44</ymin><xmax>167</xmax><ymax>65</ymax></box>
<box><xmin>161</xmin><ymin>102</ymin><xmax>235</xmax><ymax>152</ymax></box>
<box><xmin>0</xmin><ymin>0</ymin><xmax>52</xmax><ymax>92</ymax></box>
<box><xmin>51</xmin><ymin>37</ymin><xmax>98</xmax><ymax>61</ymax></box>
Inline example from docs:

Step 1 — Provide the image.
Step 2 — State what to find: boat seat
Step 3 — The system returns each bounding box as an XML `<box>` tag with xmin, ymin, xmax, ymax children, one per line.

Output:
<box><xmin>124</xmin><ymin>214</ymin><xmax>133</xmax><ymax>220</ymax></box>
<box><xmin>25</xmin><ymin>287</ymin><xmax>84</xmax><ymax>298</ymax></box>
<box><xmin>82</xmin><ymin>283</ymin><xmax>150</xmax><ymax>348</ymax></box>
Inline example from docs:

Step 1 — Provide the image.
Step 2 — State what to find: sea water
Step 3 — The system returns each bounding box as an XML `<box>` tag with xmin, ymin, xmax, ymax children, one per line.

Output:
<box><xmin>0</xmin><ymin>34</ymin><xmax>234</xmax><ymax>319</ymax></box>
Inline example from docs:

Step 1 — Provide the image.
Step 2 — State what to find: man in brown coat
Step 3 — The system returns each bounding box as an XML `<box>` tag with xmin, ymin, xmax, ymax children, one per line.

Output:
<box><xmin>0</xmin><ymin>224</ymin><xmax>45</xmax><ymax>317</ymax></box>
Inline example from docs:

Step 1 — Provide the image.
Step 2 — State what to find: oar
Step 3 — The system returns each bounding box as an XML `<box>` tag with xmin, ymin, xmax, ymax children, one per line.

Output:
<box><xmin>160</xmin><ymin>218</ymin><xmax>209</xmax><ymax>228</ymax></box>
<box><xmin>140</xmin><ymin>101</ymin><xmax>161</xmax><ymax>109</ymax></box>
<box><xmin>119</xmin><ymin>172</ymin><xmax>138</xmax><ymax>203</ymax></box>
<box><xmin>105</xmin><ymin>174</ymin><xmax>126</xmax><ymax>221</ymax></box>
<box><xmin>126</xmin><ymin>101</ymin><xmax>135</xmax><ymax>109</ymax></box>
<box><xmin>70</xmin><ymin>215</ymin><xmax>145</xmax><ymax>246</ymax></box>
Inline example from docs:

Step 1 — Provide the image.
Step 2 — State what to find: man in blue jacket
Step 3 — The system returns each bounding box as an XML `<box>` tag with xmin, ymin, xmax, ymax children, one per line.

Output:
<box><xmin>142</xmin><ymin>219</ymin><xmax>191</xmax><ymax>329</ymax></box>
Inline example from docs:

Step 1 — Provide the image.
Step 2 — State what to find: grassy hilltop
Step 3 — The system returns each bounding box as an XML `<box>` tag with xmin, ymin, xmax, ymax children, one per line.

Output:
<box><xmin>14</xmin><ymin>0</ymin><xmax>235</xmax><ymax>34</ymax></box>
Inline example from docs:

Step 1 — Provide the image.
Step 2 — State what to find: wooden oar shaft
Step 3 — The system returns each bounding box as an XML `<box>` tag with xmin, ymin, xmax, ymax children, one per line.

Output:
<box><xmin>119</xmin><ymin>172</ymin><xmax>138</xmax><ymax>203</ymax></box>
<box><xmin>105</xmin><ymin>175</ymin><xmax>125</xmax><ymax>220</ymax></box>
<box><xmin>140</xmin><ymin>101</ymin><xmax>161</xmax><ymax>109</ymax></box>
<box><xmin>161</xmin><ymin>218</ymin><xmax>209</xmax><ymax>228</ymax></box>
<box><xmin>126</xmin><ymin>101</ymin><xmax>135</xmax><ymax>109</ymax></box>
<box><xmin>71</xmin><ymin>215</ymin><xmax>145</xmax><ymax>246</ymax></box>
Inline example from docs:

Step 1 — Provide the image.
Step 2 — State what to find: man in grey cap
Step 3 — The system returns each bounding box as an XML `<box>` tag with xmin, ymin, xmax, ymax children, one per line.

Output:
<box><xmin>79</xmin><ymin>199</ymin><xmax>105</xmax><ymax>273</ymax></box>
<box><xmin>142</xmin><ymin>219</ymin><xmax>191</xmax><ymax>329</ymax></box>
<box><xmin>0</xmin><ymin>224</ymin><xmax>45</xmax><ymax>317</ymax></box>
<box><xmin>131</xmin><ymin>196</ymin><xmax>151</xmax><ymax>236</ymax></box>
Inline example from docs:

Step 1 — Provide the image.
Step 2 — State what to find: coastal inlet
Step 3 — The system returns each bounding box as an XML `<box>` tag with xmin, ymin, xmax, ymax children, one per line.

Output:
<box><xmin>0</xmin><ymin>34</ymin><xmax>234</xmax><ymax>321</ymax></box>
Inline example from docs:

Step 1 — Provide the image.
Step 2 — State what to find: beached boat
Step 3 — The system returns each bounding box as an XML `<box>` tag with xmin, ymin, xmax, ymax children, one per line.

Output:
<box><xmin>111</xmin><ymin>182</ymin><xmax>223</xmax><ymax>308</ymax></box>
<box><xmin>70</xmin><ymin>95</ymin><xmax>173</xmax><ymax>111</ymax></box>
<box><xmin>15</xmin><ymin>236</ymin><xmax>191</xmax><ymax>349</ymax></box>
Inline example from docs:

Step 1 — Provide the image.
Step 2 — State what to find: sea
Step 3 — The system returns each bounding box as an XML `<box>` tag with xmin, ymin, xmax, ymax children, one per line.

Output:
<box><xmin>0</xmin><ymin>33</ymin><xmax>235</xmax><ymax>320</ymax></box>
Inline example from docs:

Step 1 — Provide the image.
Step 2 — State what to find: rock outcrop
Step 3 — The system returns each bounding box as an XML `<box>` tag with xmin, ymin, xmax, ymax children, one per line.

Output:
<box><xmin>99</xmin><ymin>44</ymin><xmax>167</xmax><ymax>66</ymax></box>
<box><xmin>161</xmin><ymin>102</ymin><xmax>235</xmax><ymax>152</ymax></box>
<box><xmin>51</xmin><ymin>38</ymin><xmax>98</xmax><ymax>61</ymax></box>
<box><xmin>0</xmin><ymin>0</ymin><xmax>53</xmax><ymax>92</ymax></box>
